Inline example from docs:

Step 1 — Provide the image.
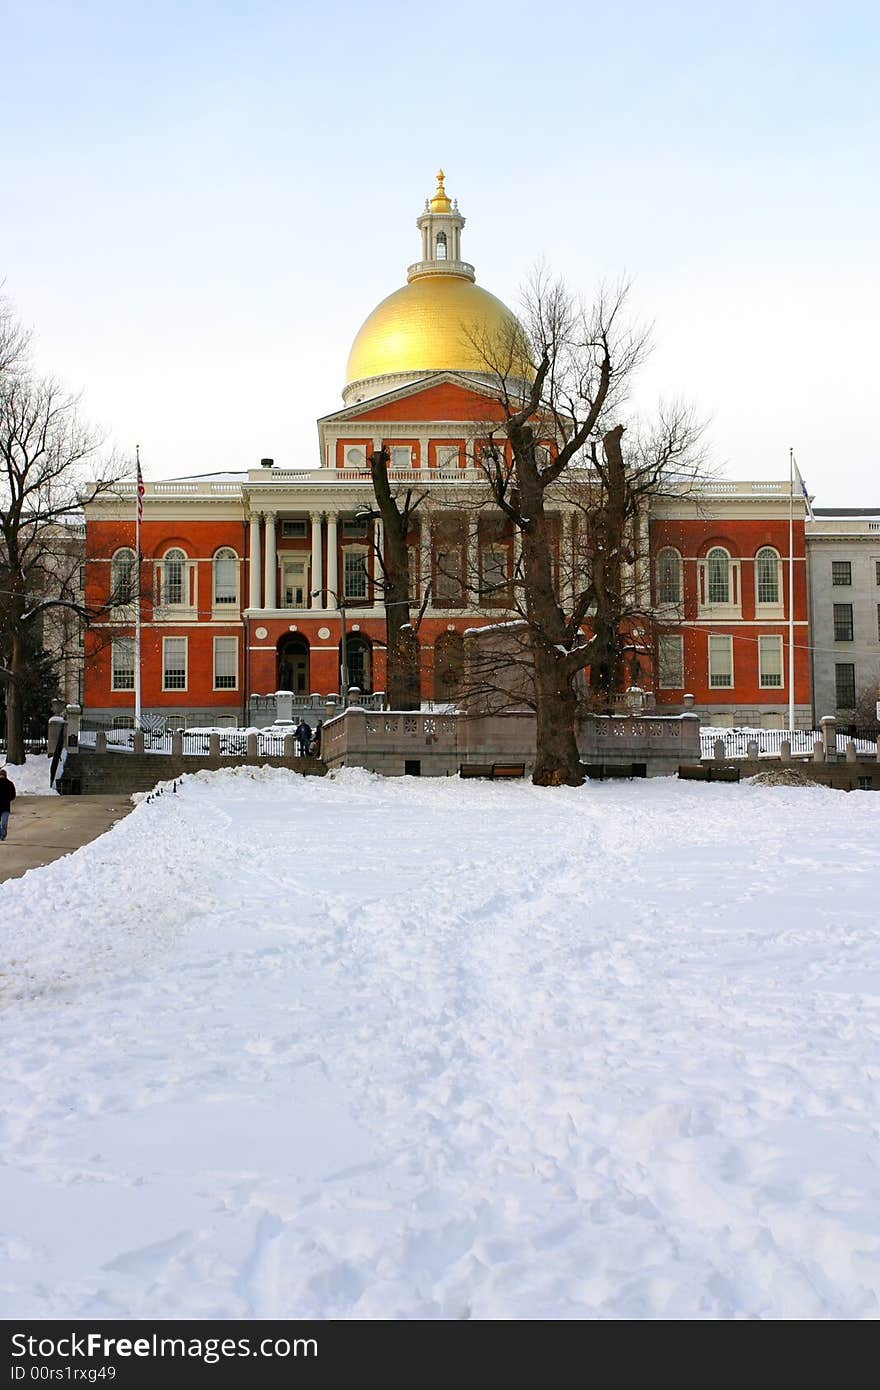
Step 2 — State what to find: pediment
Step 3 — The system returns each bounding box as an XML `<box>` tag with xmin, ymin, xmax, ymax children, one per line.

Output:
<box><xmin>318</xmin><ymin>373</ymin><xmax>512</xmax><ymax>426</ymax></box>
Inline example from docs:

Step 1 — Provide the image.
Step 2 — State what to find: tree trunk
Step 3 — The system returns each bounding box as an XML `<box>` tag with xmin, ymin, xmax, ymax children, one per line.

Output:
<box><xmin>370</xmin><ymin>451</ymin><xmax>420</xmax><ymax>710</ymax></box>
<box><xmin>588</xmin><ymin>425</ymin><xmax>627</xmax><ymax>704</ymax></box>
<box><xmin>6</xmin><ymin>630</ymin><xmax>25</xmax><ymax>765</ymax></box>
<box><xmin>514</xmin><ymin>436</ymin><xmax>584</xmax><ymax>786</ymax></box>
<box><xmin>532</xmin><ymin>640</ymin><xmax>583</xmax><ymax>785</ymax></box>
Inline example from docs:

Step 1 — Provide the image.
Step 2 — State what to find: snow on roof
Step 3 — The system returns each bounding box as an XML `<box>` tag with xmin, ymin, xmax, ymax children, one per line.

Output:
<box><xmin>811</xmin><ymin>507</ymin><xmax>880</xmax><ymax>518</ymax></box>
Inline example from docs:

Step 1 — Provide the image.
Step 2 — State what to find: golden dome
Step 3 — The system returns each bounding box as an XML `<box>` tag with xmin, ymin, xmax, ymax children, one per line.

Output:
<box><xmin>345</xmin><ymin>275</ymin><xmax>529</xmax><ymax>392</ymax></box>
<box><xmin>429</xmin><ymin>169</ymin><xmax>452</xmax><ymax>213</ymax></box>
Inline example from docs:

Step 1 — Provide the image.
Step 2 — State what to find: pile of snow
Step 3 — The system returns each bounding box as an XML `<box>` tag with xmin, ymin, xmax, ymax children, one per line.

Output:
<box><xmin>1</xmin><ymin>767</ymin><xmax>879</xmax><ymax>1319</ymax></box>
<box><xmin>0</xmin><ymin>753</ymin><xmax>58</xmax><ymax>796</ymax></box>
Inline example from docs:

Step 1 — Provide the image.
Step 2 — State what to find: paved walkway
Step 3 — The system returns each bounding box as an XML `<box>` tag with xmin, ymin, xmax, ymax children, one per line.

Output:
<box><xmin>0</xmin><ymin>796</ymin><xmax>134</xmax><ymax>885</ymax></box>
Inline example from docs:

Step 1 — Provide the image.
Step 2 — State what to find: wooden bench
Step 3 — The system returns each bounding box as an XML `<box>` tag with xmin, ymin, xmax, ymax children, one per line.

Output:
<box><xmin>678</xmin><ymin>764</ymin><xmax>741</xmax><ymax>783</ymax></box>
<box><xmin>459</xmin><ymin>763</ymin><xmax>526</xmax><ymax>780</ymax></box>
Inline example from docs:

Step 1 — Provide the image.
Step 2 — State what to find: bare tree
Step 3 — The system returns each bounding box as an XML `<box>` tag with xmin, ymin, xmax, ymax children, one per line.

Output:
<box><xmin>0</xmin><ymin>292</ymin><xmax>31</xmax><ymax>378</ymax></box>
<box><xmin>366</xmin><ymin>447</ymin><xmax>429</xmax><ymax>710</ymax></box>
<box><xmin>468</xmin><ymin>272</ymin><xmax>705</xmax><ymax>785</ymax></box>
<box><xmin>0</xmin><ymin>306</ymin><xmax>126</xmax><ymax>761</ymax></box>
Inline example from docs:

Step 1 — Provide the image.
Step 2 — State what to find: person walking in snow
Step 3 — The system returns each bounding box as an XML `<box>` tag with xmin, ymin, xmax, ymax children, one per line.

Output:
<box><xmin>310</xmin><ymin>720</ymin><xmax>323</xmax><ymax>759</ymax></box>
<box><xmin>294</xmin><ymin>718</ymin><xmax>312</xmax><ymax>758</ymax></box>
<box><xmin>0</xmin><ymin>768</ymin><xmax>17</xmax><ymax>841</ymax></box>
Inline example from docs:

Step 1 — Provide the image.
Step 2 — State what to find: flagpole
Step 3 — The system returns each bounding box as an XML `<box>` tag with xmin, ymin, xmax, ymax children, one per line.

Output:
<box><xmin>788</xmin><ymin>446</ymin><xmax>795</xmax><ymax>735</ymax></box>
<box><xmin>135</xmin><ymin>445</ymin><xmax>142</xmax><ymax>728</ymax></box>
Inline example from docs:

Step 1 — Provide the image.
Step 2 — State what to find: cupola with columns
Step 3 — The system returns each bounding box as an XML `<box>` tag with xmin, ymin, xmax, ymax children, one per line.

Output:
<box><xmin>408</xmin><ymin>170</ymin><xmax>474</xmax><ymax>282</ymax></box>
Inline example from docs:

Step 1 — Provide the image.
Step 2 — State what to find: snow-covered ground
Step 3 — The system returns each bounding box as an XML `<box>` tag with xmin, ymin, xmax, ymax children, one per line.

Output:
<box><xmin>1</xmin><ymin>767</ymin><xmax>879</xmax><ymax>1320</ymax></box>
<box><xmin>0</xmin><ymin>753</ymin><xmax>58</xmax><ymax>795</ymax></box>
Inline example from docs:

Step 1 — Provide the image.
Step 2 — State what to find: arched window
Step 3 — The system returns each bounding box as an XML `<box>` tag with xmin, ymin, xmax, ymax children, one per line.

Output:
<box><xmin>755</xmin><ymin>547</ymin><xmax>780</xmax><ymax>605</ymax></box>
<box><xmin>213</xmin><ymin>547</ymin><xmax>238</xmax><ymax>606</ymax></box>
<box><xmin>163</xmin><ymin>548</ymin><xmax>186</xmax><ymax>606</ymax></box>
<box><xmin>110</xmin><ymin>547</ymin><xmax>137</xmax><ymax>605</ymax></box>
<box><xmin>345</xmin><ymin>634</ymin><xmax>372</xmax><ymax>695</ymax></box>
<box><xmin>436</xmin><ymin>231</ymin><xmax>447</xmax><ymax>260</ymax></box>
<box><xmin>706</xmin><ymin>547</ymin><xmax>730</xmax><ymax>605</ymax></box>
<box><xmin>656</xmin><ymin>547</ymin><xmax>682</xmax><ymax>604</ymax></box>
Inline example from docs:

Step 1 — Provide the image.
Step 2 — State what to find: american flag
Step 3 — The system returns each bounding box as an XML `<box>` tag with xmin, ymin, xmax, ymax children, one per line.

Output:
<box><xmin>136</xmin><ymin>449</ymin><xmax>145</xmax><ymax>524</ymax></box>
<box><xmin>791</xmin><ymin>454</ymin><xmax>814</xmax><ymax>521</ymax></box>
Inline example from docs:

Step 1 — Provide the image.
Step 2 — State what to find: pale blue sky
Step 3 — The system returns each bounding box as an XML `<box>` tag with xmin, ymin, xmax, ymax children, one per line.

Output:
<box><xmin>4</xmin><ymin>0</ymin><xmax>878</xmax><ymax>500</ymax></box>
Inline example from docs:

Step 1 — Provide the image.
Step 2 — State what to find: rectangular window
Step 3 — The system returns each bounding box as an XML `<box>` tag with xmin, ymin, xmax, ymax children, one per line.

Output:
<box><xmin>281</xmin><ymin>519</ymin><xmax>307</xmax><ymax>538</ymax></box>
<box><xmin>833</xmin><ymin>603</ymin><xmax>854</xmax><ymax>641</ymax></box>
<box><xmin>436</xmin><ymin>445</ymin><xmax>460</xmax><ymax>469</ymax></box>
<box><xmin>435</xmin><ymin>547</ymin><xmax>463</xmax><ymax>606</ymax></box>
<box><xmin>342</xmin><ymin>517</ymin><xmax>368</xmax><ymax>537</ymax></box>
<box><xmin>758</xmin><ymin>635</ymin><xmax>784</xmax><ymax>688</ymax></box>
<box><xmin>876</xmin><ymin>560</ymin><xmax>880</xmax><ymax>586</ymax></box>
<box><xmin>162</xmin><ymin>637</ymin><xmax>187</xmax><ymax>691</ymax></box>
<box><xmin>832</xmin><ymin>560</ymin><xmax>852</xmax><ymax>586</ymax></box>
<box><xmin>708</xmin><ymin>634</ymin><xmax>733</xmax><ymax>688</ymax></box>
<box><xmin>658</xmin><ymin>634</ymin><xmax>684</xmax><ymax>689</ymax></box>
<box><xmin>282</xmin><ymin>558</ymin><xmax>308</xmax><ymax>608</ymax></box>
<box><xmin>480</xmin><ymin>546</ymin><xmax>508</xmax><ymax>598</ymax></box>
<box><xmin>111</xmin><ymin>639</ymin><xmax>135</xmax><ymax>691</ymax></box>
<box><xmin>835</xmin><ymin>663</ymin><xmax>856</xmax><ymax>709</ymax></box>
<box><xmin>343</xmin><ymin>549</ymin><xmax>368</xmax><ymax>600</ymax></box>
<box><xmin>390</xmin><ymin>446</ymin><xmax>413</xmax><ymax>469</ymax></box>
<box><xmin>213</xmin><ymin>636</ymin><xmax>238</xmax><ymax>690</ymax></box>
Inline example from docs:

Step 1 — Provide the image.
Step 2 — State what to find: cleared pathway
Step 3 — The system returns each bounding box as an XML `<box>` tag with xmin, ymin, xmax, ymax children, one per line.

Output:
<box><xmin>0</xmin><ymin>796</ymin><xmax>134</xmax><ymax>883</ymax></box>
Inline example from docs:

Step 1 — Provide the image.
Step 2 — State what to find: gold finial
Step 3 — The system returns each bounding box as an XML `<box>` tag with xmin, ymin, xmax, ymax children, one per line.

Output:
<box><xmin>429</xmin><ymin>168</ymin><xmax>452</xmax><ymax>213</ymax></box>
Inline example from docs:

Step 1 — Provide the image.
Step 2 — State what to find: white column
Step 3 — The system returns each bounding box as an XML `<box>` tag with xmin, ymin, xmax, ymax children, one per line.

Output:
<box><xmin>264</xmin><ymin>511</ymin><xmax>277</xmax><ymax>610</ymax></box>
<box><xmin>326</xmin><ymin>512</ymin><xmax>338</xmax><ymax>606</ymax></box>
<box><xmin>310</xmin><ymin>511</ymin><xmax>323</xmax><ymax>607</ymax></box>
<box><xmin>467</xmin><ymin>513</ymin><xmax>480</xmax><ymax>604</ymax></box>
<box><xmin>374</xmin><ymin>518</ymin><xmax>384</xmax><ymax>590</ymax></box>
<box><xmin>248</xmin><ymin>512</ymin><xmax>261</xmax><ymax>609</ymax></box>
<box><xmin>562</xmin><ymin>511</ymin><xmax>575</xmax><ymax>612</ymax></box>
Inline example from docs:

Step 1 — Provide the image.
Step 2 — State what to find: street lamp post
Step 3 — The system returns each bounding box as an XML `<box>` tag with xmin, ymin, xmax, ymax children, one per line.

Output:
<box><xmin>315</xmin><ymin>588</ymin><xmax>348</xmax><ymax>705</ymax></box>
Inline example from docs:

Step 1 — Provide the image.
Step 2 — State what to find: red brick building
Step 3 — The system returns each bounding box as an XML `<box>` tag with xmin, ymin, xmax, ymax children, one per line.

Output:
<box><xmin>83</xmin><ymin>175</ymin><xmax>811</xmax><ymax>728</ymax></box>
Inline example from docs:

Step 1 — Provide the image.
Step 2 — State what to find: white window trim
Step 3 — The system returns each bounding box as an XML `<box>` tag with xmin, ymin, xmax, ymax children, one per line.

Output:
<box><xmin>390</xmin><ymin>445</ymin><xmax>415</xmax><ymax>469</ymax></box>
<box><xmin>480</xmin><ymin>544</ymin><xmax>509</xmax><ymax>597</ymax></box>
<box><xmin>110</xmin><ymin>547</ymin><xmax>138</xmax><ymax>614</ymax></box>
<box><xmin>281</xmin><ymin>555</ymin><xmax>310</xmax><ymax>609</ymax></box>
<box><xmin>111</xmin><ymin>638</ymin><xmax>135</xmax><ymax>692</ymax></box>
<box><xmin>758</xmin><ymin>634</ymin><xmax>784</xmax><ymax>689</ymax></box>
<box><xmin>657</xmin><ymin>633</ymin><xmax>684</xmax><ymax>689</ymax></box>
<box><xmin>435</xmin><ymin>444</ymin><xmax>461</xmax><ymax>470</ymax></box>
<box><xmin>754</xmin><ymin>548</ymin><xmax>784</xmax><ymax>617</ymax></box>
<box><xmin>212</xmin><ymin>548</ymin><xmax>239</xmax><ymax>612</ymax></box>
<box><xmin>434</xmin><ymin>545</ymin><xmax>464</xmax><ymax>608</ymax></box>
<box><xmin>656</xmin><ymin>547</ymin><xmax>683</xmax><ymax>609</ymax></box>
<box><xmin>342</xmin><ymin>545</ymin><xmax>369</xmax><ymax>601</ymax></box>
<box><xmin>162</xmin><ymin>636</ymin><xmax>188</xmax><ymax>692</ymax></box>
<box><xmin>708</xmin><ymin>633</ymin><xmax>734</xmax><ymax>688</ymax></box>
<box><xmin>155</xmin><ymin>551</ymin><xmax>197</xmax><ymax>621</ymax></box>
<box><xmin>213</xmin><ymin>635</ymin><xmax>238</xmax><ymax>691</ymax></box>
<box><xmin>698</xmin><ymin>549</ymin><xmax>741</xmax><ymax>619</ymax></box>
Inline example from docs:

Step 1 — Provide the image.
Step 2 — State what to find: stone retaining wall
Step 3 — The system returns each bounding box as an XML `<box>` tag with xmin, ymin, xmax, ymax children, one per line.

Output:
<box><xmin>321</xmin><ymin>709</ymin><xmax>701</xmax><ymax>778</ymax></box>
<box><xmin>61</xmin><ymin>752</ymin><xmax>326</xmax><ymax>795</ymax></box>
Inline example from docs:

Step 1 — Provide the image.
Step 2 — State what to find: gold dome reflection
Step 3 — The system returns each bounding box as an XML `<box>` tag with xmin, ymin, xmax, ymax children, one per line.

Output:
<box><xmin>346</xmin><ymin>276</ymin><xmax>528</xmax><ymax>390</ymax></box>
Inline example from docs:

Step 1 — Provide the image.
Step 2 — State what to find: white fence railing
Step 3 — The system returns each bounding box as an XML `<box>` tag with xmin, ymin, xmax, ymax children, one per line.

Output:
<box><xmin>700</xmin><ymin>728</ymin><xmax>878</xmax><ymax>759</ymax></box>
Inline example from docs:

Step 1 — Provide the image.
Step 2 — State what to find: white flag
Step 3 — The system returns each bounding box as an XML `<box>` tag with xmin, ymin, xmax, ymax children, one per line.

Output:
<box><xmin>792</xmin><ymin>455</ymin><xmax>814</xmax><ymax>521</ymax></box>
